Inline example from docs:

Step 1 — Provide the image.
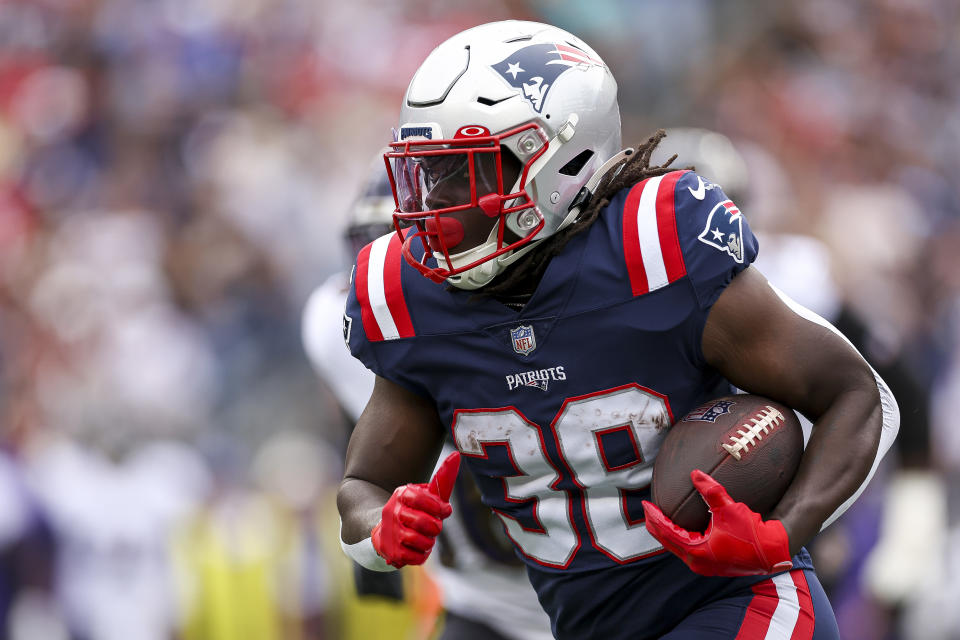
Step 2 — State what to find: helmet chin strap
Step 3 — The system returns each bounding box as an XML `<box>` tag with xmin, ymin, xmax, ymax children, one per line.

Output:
<box><xmin>439</xmin><ymin>211</ymin><xmax>547</xmax><ymax>291</ymax></box>
<box><xmin>440</xmin><ymin>219</ymin><xmax>523</xmax><ymax>290</ymax></box>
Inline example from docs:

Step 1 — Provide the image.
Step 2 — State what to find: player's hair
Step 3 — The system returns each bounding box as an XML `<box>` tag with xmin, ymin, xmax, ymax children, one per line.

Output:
<box><xmin>480</xmin><ymin>129</ymin><xmax>678</xmax><ymax>299</ymax></box>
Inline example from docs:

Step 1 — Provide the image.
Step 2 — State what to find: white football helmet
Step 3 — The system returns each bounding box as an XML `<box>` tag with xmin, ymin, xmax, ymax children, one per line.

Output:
<box><xmin>385</xmin><ymin>20</ymin><xmax>621</xmax><ymax>289</ymax></box>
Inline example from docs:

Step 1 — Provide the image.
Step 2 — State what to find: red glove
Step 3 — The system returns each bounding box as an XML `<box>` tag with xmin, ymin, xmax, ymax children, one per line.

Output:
<box><xmin>641</xmin><ymin>470</ymin><xmax>793</xmax><ymax>577</ymax></box>
<box><xmin>371</xmin><ymin>452</ymin><xmax>460</xmax><ymax>568</ymax></box>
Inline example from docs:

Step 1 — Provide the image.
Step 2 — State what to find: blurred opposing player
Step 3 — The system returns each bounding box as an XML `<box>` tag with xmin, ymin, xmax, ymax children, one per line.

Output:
<box><xmin>301</xmin><ymin>160</ymin><xmax>552</xmax><ymax>640</ymax></box>
<box><xmin>337</xmin><ymin>20</ymin><xmax>900</xmax><ymax>639</ymax></box>
<box><xmin>302</xmin><ymin>162</ymin><xmax>395</xmax><ymax>430</ymax></box>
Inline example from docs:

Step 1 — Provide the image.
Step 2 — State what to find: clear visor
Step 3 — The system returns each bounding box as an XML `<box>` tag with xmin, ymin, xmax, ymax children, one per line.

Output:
<box><xmin>389</xmin><ymin>148</ymin><xmax>507</xmax><ymax>215</ymax></box>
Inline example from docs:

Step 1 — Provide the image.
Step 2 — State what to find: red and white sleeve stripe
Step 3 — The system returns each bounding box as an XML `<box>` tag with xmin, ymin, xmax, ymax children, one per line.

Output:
<box><xmin>621</xmin><ymin>171</ymin><xmax>688</xmax><ymax>296</ymax></box>
<box><xmin>354</xmin><ymin>232</ymin><xmax>415</xmax><ymax>342</ymax></box>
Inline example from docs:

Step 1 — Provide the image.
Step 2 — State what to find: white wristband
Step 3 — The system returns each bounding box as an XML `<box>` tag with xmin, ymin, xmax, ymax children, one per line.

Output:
<box><xmin>339</xmin><ymin>521</ymin><xmax>395</xmax><ymax>572</ymax></box>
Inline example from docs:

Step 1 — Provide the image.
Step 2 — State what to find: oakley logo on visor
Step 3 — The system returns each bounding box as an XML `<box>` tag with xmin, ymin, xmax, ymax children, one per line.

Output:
<box><xmin>455</xmin><ymin>126</ymin><xmax>490</xmax><ymax>138</ymax></box>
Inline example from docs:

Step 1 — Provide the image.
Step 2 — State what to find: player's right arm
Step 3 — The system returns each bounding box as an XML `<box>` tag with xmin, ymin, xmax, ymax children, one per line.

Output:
<box><xmin>340</xmin><ymin>233</ymin><xmax>461</xmax><ymax>568</ymax></box>
<box><xmin>639</xmin><ymin>171</ymin><xmax>897</xmax><ymax>577</ymax></box>
<box><xmin>337</xmin><ymin>374</ymin><xmax>456</xmax><ymax>568</ymax></box>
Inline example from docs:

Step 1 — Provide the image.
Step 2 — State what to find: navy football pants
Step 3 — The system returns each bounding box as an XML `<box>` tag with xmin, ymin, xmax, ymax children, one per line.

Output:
<box><xmin>660</xmin><ymin>569</ymin><xmax>839</xmax><ymax>639</ymax></box>
<box><xmin>529</xmin><ymin>550</ymin><xmax>838</xmax><ymax>639</ymax></box>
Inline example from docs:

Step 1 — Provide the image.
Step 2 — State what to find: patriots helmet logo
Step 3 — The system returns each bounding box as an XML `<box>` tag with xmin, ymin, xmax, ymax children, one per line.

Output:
<box><xmin>697</xmin><ymin>200</ymin><xmax>745</xmax><ymax>263</ymax></box>
<box><xmin>492</xmin><ymin>43</ymin><xmax>604</xmax><ymax>114</ymax></box>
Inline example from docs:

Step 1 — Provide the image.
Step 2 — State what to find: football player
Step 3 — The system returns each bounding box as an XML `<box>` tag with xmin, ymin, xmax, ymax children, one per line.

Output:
<box><xmin>337</xmin><ymin>20</ymin><xmax>900</xmax><ymax>640</ymax></box>
<box><xmin>301</xmin><ymin>159</ymin><xmax>553</xmax><ymax>639</ymax></box>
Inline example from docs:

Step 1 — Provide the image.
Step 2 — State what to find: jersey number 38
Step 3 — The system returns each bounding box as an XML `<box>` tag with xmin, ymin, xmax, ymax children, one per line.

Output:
<box><xmin>452</xmin><ymin>384</ymin><xmax>670</xmax><ymax>568</ymax></box>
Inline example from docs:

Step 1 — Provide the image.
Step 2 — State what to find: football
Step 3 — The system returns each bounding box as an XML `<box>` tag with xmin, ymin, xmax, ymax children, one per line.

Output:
<box><xmin>651</xmin><ymin>394</ymin><xmax>804</xmax><ymax>532</ymax></box>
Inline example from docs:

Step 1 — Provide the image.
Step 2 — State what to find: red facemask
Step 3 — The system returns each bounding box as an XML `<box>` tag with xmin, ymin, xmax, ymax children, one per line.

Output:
<box><xmin>384</xmin><ymin>123</ymin><xmax>547</xmax><ymax>283</ymax></box>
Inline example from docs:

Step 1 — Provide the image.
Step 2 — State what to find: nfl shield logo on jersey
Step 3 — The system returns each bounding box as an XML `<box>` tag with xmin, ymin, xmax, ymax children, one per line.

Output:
<box><xmin>511</xmin><ymin>325</ymin><xmax>537</xmax><ymax>356</ymax></box>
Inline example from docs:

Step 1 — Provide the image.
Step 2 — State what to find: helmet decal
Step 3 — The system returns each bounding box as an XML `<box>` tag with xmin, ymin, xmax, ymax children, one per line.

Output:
<box><xmin>398</xmin><ymin>123</ymin><xmax>443</xmax><ymax>140</ymax></box>
<box><xmin>492</xmin><ymin>43</ymin><xmax>604</xmax><ymax>113</ymax></box>
<box><xmin>455</xmin><ymin>125</ymin><xmax>491</xmax><ymax>138</ymax></box>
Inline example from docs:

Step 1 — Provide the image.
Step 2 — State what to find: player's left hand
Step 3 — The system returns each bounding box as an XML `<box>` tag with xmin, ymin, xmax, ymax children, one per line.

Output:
<box><xmin>641</xmin><ymin>470</ymin><xmax>793</xmax><ymax>577</ymax></box>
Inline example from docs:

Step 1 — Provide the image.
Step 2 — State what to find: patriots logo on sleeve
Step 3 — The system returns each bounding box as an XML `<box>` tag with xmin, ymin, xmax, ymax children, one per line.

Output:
<box><xmin>697</xmin><ymin>200</ymin><xmax>745</xmax><ymax>263</ymax></box>
<box><xmin>492</xmin><ymin>43</ymin><xmax>604</xmax><ymax>113</ymax></box>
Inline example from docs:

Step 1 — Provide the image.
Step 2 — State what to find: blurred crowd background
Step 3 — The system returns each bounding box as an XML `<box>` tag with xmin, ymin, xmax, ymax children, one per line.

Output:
<box><xmin>0</xmin><ymin>0</ymin><xmax>958</xmax><ymax>638</ymax></box>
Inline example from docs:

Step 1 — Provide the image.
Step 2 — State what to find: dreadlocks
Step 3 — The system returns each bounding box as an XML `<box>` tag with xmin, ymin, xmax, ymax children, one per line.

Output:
<box><xmin>478</xmin><ymin>129</ymin><xmax>679</xmax><ymax>301</ymax></box>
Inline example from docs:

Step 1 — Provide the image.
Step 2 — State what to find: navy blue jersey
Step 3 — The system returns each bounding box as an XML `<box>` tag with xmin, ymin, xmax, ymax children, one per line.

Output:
<box><xmin>345</xmin><ymin>170</ymin><xmax>814</xmax><ymax>634</ymax></box>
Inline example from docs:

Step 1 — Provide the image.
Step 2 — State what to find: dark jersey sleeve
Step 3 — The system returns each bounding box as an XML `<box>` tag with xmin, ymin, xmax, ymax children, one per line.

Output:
<box><xmin>343</xmin><ymin>252</ymin><xmax>432</xmax><ymax>399</ymax></box>
<box><xmin>672</xmin><ymin>171</ymin><xmax>759</xmax><ymax>309</ymax></box>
